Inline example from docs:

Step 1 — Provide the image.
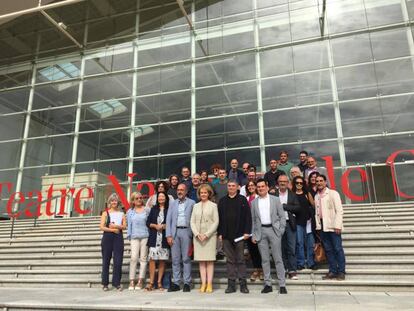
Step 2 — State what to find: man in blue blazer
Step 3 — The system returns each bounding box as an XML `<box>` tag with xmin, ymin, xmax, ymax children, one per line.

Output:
<box><xmin>166</xmin><ymin>183</ymin><xmax>195</xmax><ymax>292</ymax></box>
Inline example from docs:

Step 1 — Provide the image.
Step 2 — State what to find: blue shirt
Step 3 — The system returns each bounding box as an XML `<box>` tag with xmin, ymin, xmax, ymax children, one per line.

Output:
<box><xmin>177</xmin><ymin>200</ymin><xmax>186</xmax><ymax>227</ymax></box>
<box><xmin>127</xmin><ymin>207</ymin><xmax>150</xmax><ymax>239</ymax></box>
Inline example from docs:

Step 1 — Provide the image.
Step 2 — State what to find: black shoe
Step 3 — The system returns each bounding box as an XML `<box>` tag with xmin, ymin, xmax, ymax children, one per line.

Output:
<box><xmin>239</xmin><ymin>279</ymin><xmax>249</xmax><ymax>294</ymax></box>
<box><xmin>297</xmin><ymin>266</ymin><xmax>304</xmax><ymax>271</ymax></box>
<box><xmin>216</xmin><ymin>253</ymin><xmax>225</xmax><ymax>260</ymax></box>
<box><xmin>261</xmin><ymin>285</ymin><xmax>273</xmax><ymax>294</ymax></box>
<box><xmin>310</xmin><ymin>265</ymin><xmax>318</xmax><ymax>271</ymax></box>
<box><xmin>279</xmin><ymin>287</ymin><xmax>288</xmax><ymax>294</ymax></box>
<box><xmin>322</xmin><ymin>272</ymin><xmax>337</xmax><ymax>280</ymax></box>
<box><xmin>225</xmin><ymin>279</ymin><xmax>236</xmax><ymax>294</ymax></box>
<box><xmin>168</xmin><ymin>283</ymin><xmax>180</xmax><ymax>292</ymax></box>
<box><xmin>183</xmin><ymin>283</ymin><xmax>191</xmax><ymax>292</ymax></box>
<box><xmin>336</xmin><ymin>273</ymin><xmax>346</xmax><ymax>281</ymax></box>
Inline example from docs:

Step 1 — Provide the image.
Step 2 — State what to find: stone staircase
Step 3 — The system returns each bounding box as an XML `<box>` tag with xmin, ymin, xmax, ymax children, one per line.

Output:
<box><xmin>0</xmin><ymin>202</ymin><xmax>413</xmax><ymax>291</ymax></box>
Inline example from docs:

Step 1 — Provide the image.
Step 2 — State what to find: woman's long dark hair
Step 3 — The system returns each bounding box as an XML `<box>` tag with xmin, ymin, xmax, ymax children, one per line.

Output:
<box><xmin>155</xmin><ymin>180</ymin><xmax>169</xmax><ymax>193</ymax></box>
<box><xmin>307</xmin><ymin>171</ymin><xmax>320</xmax><ymax>187</ymax></box>
<box><xmin>292</xmin><ymin>176</ymin><xmax>308</xmax><ymax>194</ymax></box>
<box><xmin>155</xmin><ymin>191</ymin><xmax>169</xmax><ymax>210</ymax></box>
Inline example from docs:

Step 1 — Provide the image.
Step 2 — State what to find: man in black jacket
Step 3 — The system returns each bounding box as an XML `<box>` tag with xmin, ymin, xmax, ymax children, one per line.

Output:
<box><xmin>218</xmin><ymin>180</ymin><xmax>252</xmax><ymax>294</ymax></box>
<box><xmin>275</xmin><ymin>175</ymin><xmax>301</xmax><ymax>280</ymax></box>
<box><xmin>264</xmin><ymin>159</ymin><xmax>286</xmax><ymax>194</ymax></box>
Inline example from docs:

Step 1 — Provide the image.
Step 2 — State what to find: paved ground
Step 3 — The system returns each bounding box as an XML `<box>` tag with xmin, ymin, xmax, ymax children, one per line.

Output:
<box><xmin>0</xmin><ymin>288</ymin><xmax>413</xmax><ymax>310</ymax></box>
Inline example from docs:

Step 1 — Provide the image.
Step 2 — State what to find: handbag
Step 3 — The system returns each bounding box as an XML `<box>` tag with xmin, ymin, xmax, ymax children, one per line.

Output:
<box><xmin>314</xmin><ymin>242</ymin><xmax>326</xmax><ymax>263</ymax></box>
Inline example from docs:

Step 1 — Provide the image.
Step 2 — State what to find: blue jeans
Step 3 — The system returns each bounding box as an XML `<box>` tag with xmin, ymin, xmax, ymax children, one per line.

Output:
<box><xmin>321</xmin><ymin>231</ymin><xmax>346</xmax><ymax>274</ymax></box>
<box><xmin>282</xmin><ymin>225</ymin><xmax>297</xmax><ymax>272</ymax></box>
<box><xmin>296</xmin><ymin>224</ymin><xmax>315</xmax><ymax>268</ymax></box>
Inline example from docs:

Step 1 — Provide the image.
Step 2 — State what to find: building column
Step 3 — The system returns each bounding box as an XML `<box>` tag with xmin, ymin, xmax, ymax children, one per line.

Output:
<box><xmin>253</xmin><ymin>0</ymin><xmax>267</xmax><ymax>173</ymax></box>
<box><xmin>190</xmin><ymin>1</ymin><xmax>196</xmax><ymax>174</ymax></box>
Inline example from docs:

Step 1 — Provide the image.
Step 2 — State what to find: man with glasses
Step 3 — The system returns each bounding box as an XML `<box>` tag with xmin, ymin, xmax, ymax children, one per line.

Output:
<box><xmin>275</xmin><ymin>175</ymin><xmax>300</xmax><ymax>280</ymax></box>
<box><xmin>166</xmin><ymin>183</ymin><xmax>195</xmax><ymax>292</ymax></box>
<box><xmin>315</xmin><ymin>174</ymin><xmax>346</xmax><ymax>281</ymax></box>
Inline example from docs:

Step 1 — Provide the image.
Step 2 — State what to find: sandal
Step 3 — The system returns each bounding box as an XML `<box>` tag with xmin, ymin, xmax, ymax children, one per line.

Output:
<box><xmin>128</xmin><ymin>280</ymin><xmax>135</xmax><ymax>291</ymax></box>
<box><xmin>145</xmin><ymin>282</ymin><xmax>154</xmax><ymax>291</ymax></box>
<box><xmin>158</xmin><ymin>281</ymin><xmax>165</xmax><ymax>291</ymax></box>
<box><xmin>250</xmin><ymin>271</ymin><xmax>259</xmax><ymax>282</ymax></box>
<box><xmin>135</xmin><ymin>279</ymin><xmax>144</xmax><ymax>290</ymax></box>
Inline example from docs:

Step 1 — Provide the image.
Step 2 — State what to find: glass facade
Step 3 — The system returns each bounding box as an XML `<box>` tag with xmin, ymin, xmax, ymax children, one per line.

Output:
<box><xmin>1</xmin><ymin>0</ymin><xmax>414</xmax><ymax>216</ymax></box>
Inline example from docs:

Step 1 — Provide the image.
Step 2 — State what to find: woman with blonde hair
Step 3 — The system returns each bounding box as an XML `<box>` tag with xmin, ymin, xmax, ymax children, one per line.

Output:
<box><xmin>127</xmin><ymin>192</ymin><xmax>150</xmax><ymax>290</ymax></box>
<box><xmin>190</xmin><ymin>184</ymin><xmax>219</xmax><ymax>293</ymax></box>
<box><xmin>100</xmin><ymin>193</ymin><xmax>126</xmax><ymax>291</ymax></box>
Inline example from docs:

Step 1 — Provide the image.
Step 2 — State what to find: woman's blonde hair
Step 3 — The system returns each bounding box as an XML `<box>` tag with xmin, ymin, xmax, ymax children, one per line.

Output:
<box><xmin>197</xmin><ymin>183</ymin><xmax>214</xmax><ymax>201</ymax></box>
<box><xmin>106</xmin><ymin>193</ymin><xmax>120</xmax><ymax>207</ymax></box>
<box><xmin>130</xmin><ymin>191</ymin><xmax>143</xmax><ymax>206</ymax></box>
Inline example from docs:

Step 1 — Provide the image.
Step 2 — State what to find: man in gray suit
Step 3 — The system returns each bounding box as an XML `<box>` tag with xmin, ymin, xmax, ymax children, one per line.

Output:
<box><xmin>251</xmin><ymin>178</ymin><xmax>288</xmax><ymax>294</ymax></box>
<box><xmin>166</xmin><ymin>183</ymin><xmax>195</xmax><ymax>292</ymax></box>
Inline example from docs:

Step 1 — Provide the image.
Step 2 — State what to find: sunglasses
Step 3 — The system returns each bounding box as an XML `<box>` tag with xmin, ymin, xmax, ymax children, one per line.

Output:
<box><xmin>134</xmin><ymin>197</ymin><xmax>143</xmax><ymax>200</ymax></box>
<box><xmin>295</xmin><ymin>181</ymin><xmax>303</xmax><ymax>185</ymax></box>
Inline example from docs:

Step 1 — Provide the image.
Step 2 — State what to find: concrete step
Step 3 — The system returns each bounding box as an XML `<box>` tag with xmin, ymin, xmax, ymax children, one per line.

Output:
<box><xmin>0</xmin><ymin>277</ymin><xmax>413</xmax><ymax>292</ymax></box>
<box><xmin>1</xmin><ymin>258</ymin><xmax>414</xmax><ymax>270</ymax></box>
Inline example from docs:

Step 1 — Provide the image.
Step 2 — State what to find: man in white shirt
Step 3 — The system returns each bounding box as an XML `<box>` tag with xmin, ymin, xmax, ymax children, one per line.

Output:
<box><xmin>251</xmin><ymin>179</ymin><xmax>287</xmax><ymax>295</ymax></box>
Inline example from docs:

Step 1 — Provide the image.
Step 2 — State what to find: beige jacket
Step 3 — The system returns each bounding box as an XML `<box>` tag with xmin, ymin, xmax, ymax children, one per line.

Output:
<box><xmin>315</xmin><ymin>188</ymin><xmax>344</xmax><ymax>232</ymax></box>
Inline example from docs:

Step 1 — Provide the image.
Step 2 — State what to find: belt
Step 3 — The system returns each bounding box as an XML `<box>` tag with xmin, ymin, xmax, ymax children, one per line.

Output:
<box><xmin>261</xmin><ymin>224</ymin><xmax>272</xmax><ymax>228</ymax></box>
<box><xmin>176</xmin><ymin>226</ymin><xmax>188</xmax><ymax>229</ymax></box>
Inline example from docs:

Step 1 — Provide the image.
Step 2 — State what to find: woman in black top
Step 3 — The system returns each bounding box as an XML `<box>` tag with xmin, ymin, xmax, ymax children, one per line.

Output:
<box><xmin>146</xmin><ymin>192</ymin><xmax>169</xmax><ymax>291</ymax></box>
<box><xmin>292</xmin><ymin>176</ymin><xmax>316</xmax><ymax>270</ymax></box>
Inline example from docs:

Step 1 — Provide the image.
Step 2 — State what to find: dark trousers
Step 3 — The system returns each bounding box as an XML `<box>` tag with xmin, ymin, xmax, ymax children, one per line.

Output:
<box><xmin>321</xmin><ymin>231</ymin><xmax>346</xmax><ymax>275</ymax></box>
<box><xmin>223</xmin><ymin>239</ymin><xmax>247</xmax><ymax>280</ymax></box>
<box><xmin>247</xmin><ymin>238</ymin><xmax>262</xmax><ymax>269</ymax></box>
<box><xmin>282</xmin><ymin>224</ymin><xmax>297</xmax><ymax>272</ymax></box>
<box><xmin>101</xmin><ymin>232</ymin><xmax>124</xmax><ymax>287</ymax></box>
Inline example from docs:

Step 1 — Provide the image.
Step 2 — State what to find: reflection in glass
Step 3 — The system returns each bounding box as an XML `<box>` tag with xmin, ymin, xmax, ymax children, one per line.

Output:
<box><xmin>196</xmin><ymin>115</ymin><xmax>259</xmax><ymax>151</ymax></box>
<box><xmin>196</xmin><ymin>82</ymin><xmax>257</xmax><ymax>118</ymax></box>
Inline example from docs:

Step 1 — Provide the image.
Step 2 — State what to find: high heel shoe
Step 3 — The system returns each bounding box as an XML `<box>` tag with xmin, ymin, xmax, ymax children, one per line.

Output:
<box><xmin>205</xmin><ymin>283</ymin><xmax>213</xmax><ymax>293</ymax></box>
<box><xmin>199</xmin><ymin>283</ymin><xmax>206</xmax><ymax>293</ymax></box>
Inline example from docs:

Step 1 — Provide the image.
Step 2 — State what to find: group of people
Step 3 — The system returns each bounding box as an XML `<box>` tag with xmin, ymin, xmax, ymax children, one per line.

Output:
<box><xmin>100</xmin><ymin>150</ymin><xmax>346</xmax><ymax>296</ymax></box>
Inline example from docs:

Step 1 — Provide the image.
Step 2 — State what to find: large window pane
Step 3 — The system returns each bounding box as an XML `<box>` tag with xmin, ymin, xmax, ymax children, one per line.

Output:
<box><xmin>137</xmin><ymin>64</ymin><xmax>191</xmax><ymax>95</ymax></box>
<box><xmin>79</xmin><ymin>99</ymin><xmax>131</xmax><ymax>132</ymax></box>
<box><xmin>197</xmin><ymin>148</ymin><xmax>261</xmax><ymax>172</ymax></box>
<box><xmin>25</xmin><ymin>135</ymin><xmax>73</xmax><ymax>166</ymax></box>
<box><xmin>36</xmin><ymin>59</ymin><xmax>81</xmax><ymax>83</ymax></box>
<box><xmin>365</xmin><ymin>0</ymin><xmax>404</xmax><ymax>28</ymax></box>
<box><xmin>344</xmin><ymin>135</ymin><xmax>414</xmax><ymax>165</ymax></box>
<box><xmin>0</xmin><ymin>141</ymin><xmax>21</xmax><ymax>169</ymax></box>
<box><xmin>196</xmin><ymin>53</ymin><xmax>256</xmax><ymax>87</ymax></box>
<box><xmin>136</xmin><ymin>91</ymin><xmax>191</xmax><ymax>124</ymax></box>
<box><xmin>29</xmin><ymin>106</ymin><xmax>76</xmax><ymax>137</ymax></box>
<box><xmin>133</xmin><ymin>155</ymin><xmax>190</xmax><ymax>180</ymax></box>
<box><xmin>196</xmin><ymin>81</ymin><xmax>257</xmax><ymax>118</ymax></box>
<box><xmin>265</xmin><ymin>141</ymin><xmax>341</xmax><ymax>167</ymax></box>
<box><xmin>341</xmin><ymin>95</ymin><xmax>414</xmax><ymax>137</ymax></box>
<box><xmin>260</xmin><ymin>46</ymin><xmax>293</xmax><ymax>77</ymax></box>
<box><xmin>196</xmin><ymin>115</ymin><xmax>259</xmax><ymax>151</ymax></box>
<box><xmin>371</xmin><ymin>28</ymin><xmax>412</xmax><ymax>61</ymax></box>
<box><xmin>327</xmin><ymin>0</ymin><xmax>368</xmax><ymax>34</ymax></box>
<box><xmin>0</xmin><ymin>88</ymin><xmax>30</xmax><ymax>113</ymax></box>
<box><xmin>0</xmin><ymin>113</ymin><xmax>25</xmax><ymax>141</ymax></box>
<box><xmin>331</xmin><ymin>34</ymin><xmax>372</xmax><ymax>66</ymax></box>
<box><xmin>0</xmin><ymin>66</ymin><xmax>32</xmax><ymax>90</ymax></box>
<box><xmin>263</xmin><ymin>105</ymin><xmax>337</xmax><ymax>145</ymax></box>
<box><xmin>134</xmin><ymin>122</ymin><xmax>191</xmax><ymax>157</ymax></box>
<box><xmin>258</xmin><ymin>13</ymin><xmax>291</xmax><ymax>46</ymax></box>
<box><xmin>77</xmin><ymin>129</ymin><xmax>129</xmax><ymax>162</ymax></box>
<box><xmin>336</xmin><ymin>63</ymin><xmax>378</xmax><ymax>100</ymax></box>
<box><xmin>293</xmin><ymin>41</ymin><xmax>329</xmax><ymax>72</ymax></box>
<box><xmin>85</xmin><ymin>45</ymin><xmax>133</xmax><ymax>75</ymax></box>
<box><xmin>33</xmin><ymin>81</ymin><xmax>79</xmax><ymax>110</ymax></box>
<box><xmin>76</xmin><ymin>160</ymin><xmax>128</xmax><ymax>181</ymax></box>
<box><xmin>290</xmin><ymin>6</ymin><xmax>320</xmax><ymax>41</ymax></box>
<box><xmin>376</xmin><ymin>58</ymin><xmax>414</xmax><ymax>96</ymax></box>
<box><xmin>82</xmin><ymin>73</ymin><xmax>132</xmax><ymax>103</ymax></box>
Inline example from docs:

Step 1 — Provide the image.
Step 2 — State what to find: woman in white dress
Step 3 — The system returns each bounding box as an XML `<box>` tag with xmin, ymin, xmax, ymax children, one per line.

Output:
<box><xmin>145</xmin><ymin>192</ymin><xmax>169</xmax><ymax>291</ymax></box>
